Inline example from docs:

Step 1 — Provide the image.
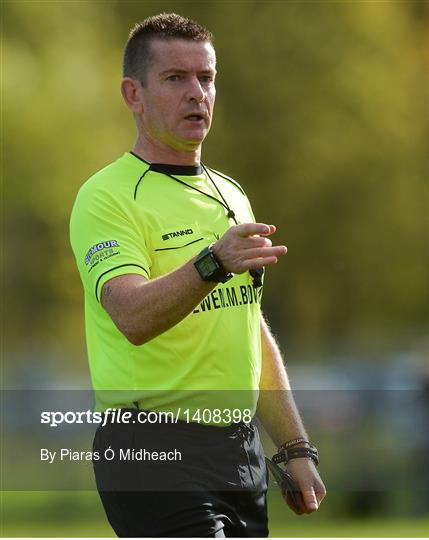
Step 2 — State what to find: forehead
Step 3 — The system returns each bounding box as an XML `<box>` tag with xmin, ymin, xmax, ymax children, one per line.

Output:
<box><xmin>149</xmin><ymin>39</ymin><xmax>216</xmax><ymax>73</ymax></box>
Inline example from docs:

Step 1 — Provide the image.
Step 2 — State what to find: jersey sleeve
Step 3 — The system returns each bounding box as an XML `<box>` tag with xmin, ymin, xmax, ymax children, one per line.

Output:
<box><xmin>245</xmin><ymin>194</ymin><xmax>257</xmax><ymax>222</ymax></box>
<box><xmin>70</xmin><ymin>187</ymin><xmax>152</xmax><ymax>302</ymax></box>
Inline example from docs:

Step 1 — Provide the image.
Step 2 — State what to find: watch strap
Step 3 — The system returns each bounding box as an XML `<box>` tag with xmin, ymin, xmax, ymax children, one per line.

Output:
<box><xmin>194</xmin><ymin>245</ymin><xmax>233</xmax><ymax>283</ymax></box>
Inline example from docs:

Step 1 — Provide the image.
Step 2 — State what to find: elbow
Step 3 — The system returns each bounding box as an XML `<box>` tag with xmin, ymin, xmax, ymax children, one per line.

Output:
<box><xmin>122</xmin><ymin>327</ymin><xmax>149</xmax><ymax>347</ymax></box>
<box><xmin>106</xmin><ymin>304</ymin><xmax>156</xmax><ymax>346</ymax></box>
<box><xmin>115</xmin><ymin>318</ymin><xmax>150</xmax><ymax>346</ymax></box>
<box><xmin>125</xmin><ymin>332</ymin><xmax>145</xmax><ymax>346</ymax></box>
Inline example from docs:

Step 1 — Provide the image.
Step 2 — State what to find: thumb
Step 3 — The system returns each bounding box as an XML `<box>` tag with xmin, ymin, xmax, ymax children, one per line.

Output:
<box><xmin>302</xmin><ymin>488</ymin><xmax>319</xmax><ymax>512</ymax></box>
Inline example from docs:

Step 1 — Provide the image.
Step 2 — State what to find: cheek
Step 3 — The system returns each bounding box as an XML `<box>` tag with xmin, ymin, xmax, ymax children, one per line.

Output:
<box><xmin>159</xmin><ymin>96</ymin><xmax>179</xmax><ymax>121</ymax></box>
<box><xmin>208</xmin><ymin>89</ymin><xmax>216</xmax><ymax>109</ymax></box>
<box><xmin>144</xmin><ymin>99</ymin><xmax>171</xmax><ymax>127</ymax></box>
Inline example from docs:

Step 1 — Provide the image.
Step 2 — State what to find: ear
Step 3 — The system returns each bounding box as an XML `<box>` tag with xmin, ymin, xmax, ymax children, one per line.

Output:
<box><xmin>121</xmin><ymin>77</ymin><xmax>144</xmax><ymax>114</ymax></box>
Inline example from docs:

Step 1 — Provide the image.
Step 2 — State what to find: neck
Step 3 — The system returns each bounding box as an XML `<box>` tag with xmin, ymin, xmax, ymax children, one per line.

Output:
<box><xmin>133</xmin><ymin>132</ymin><xmax>201</xmax><ymax>166</ymax></box>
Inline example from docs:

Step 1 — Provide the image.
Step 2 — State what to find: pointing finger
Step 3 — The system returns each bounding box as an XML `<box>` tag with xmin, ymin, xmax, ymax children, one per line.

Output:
<box><xmin>241</xmin><ymin>256</ymin><xmax>278</xmax><ymax>269</ymax></box>
<box><xmin>261</xmin><ymin>224</ymin><xmax>276</xmax><ymax>236</ymax></box>
<box><xmin>235</xmin><ymin>223</ymin><xmax>275</xmax><ymax>237</ymax></box>
<box><xmin>242</xmin><ymin>246</ymin><xmax>287</xmax><ymax>260</ymax></box>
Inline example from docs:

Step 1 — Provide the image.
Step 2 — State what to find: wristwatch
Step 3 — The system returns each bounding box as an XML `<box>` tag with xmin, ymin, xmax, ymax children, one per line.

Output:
<box><xmin>194</xmin><ymin>245</ymin><xmax>233</xmax><ymax>283</ymax></box>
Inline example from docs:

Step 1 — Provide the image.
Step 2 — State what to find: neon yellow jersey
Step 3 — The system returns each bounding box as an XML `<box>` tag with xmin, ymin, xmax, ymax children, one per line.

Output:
<box><xmin>70</xmin><ymin>152</ymin><xmax>263</xmax><ymax>416</ymax></box>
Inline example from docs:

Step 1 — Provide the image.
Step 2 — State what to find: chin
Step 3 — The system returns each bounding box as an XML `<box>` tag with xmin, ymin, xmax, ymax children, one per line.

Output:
<box><xmin>181</xmin><ymin>133</ymin><xmax>207</xmax><ymax>149</ymax></box>
<box><xmin>182</xmin><ymin>140</ymin><xmax>204</xmax><ymax>152</ymax></box>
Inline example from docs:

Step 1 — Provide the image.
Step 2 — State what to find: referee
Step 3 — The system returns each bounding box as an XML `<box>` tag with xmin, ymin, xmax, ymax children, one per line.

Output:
<box><xmin>70</xmin><ymin>13</ymin><xmax>326</xmax><ymax>538</ymax></box>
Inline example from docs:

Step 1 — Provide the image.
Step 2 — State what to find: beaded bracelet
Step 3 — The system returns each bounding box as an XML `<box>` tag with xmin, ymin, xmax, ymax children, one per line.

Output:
<box><xmin>279</xmin><ymin>437</ymin><xmax>310</xmax><ymax>451</ymax></box>
<box><xmin>273</xmin><ymin>444</ymin><xmax>319</xmax><ymax>467</ymax></box>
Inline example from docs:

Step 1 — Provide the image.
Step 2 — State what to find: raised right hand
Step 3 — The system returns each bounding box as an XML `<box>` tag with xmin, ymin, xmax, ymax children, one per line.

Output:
<box><xmin>211</xmin><ymin>223</ymin><xmax>287</xmax><ymax>274</ymax></box>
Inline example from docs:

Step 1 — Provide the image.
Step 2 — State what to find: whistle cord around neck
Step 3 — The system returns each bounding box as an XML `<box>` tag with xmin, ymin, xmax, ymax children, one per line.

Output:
<box><xmin>150</xmin><ymin>164</ymin><xmax>238</xmax><ymax>224</ymax></box>
<box><xmin>202</xmin><ymin>164</ymin><xmax>238</xmax><ymax>225</ymax></box>
<box><xmin>144</xmin><ymin>163</ymin><xmax>264</xmax><ymax>287</ymax></box>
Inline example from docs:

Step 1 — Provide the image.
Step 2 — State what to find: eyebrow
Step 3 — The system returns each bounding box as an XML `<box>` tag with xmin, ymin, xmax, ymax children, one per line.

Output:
<box><xmin>159</xmin><ymin>68</ymin><xmax>217</xmax><ymax>76</ymax></box>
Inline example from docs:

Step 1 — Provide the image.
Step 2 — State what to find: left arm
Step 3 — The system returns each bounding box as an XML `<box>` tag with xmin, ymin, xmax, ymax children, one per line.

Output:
<box><xmin>256</xmin><ymin>315</ymin><xmax>327</xmax><ymax>514</ymax></box>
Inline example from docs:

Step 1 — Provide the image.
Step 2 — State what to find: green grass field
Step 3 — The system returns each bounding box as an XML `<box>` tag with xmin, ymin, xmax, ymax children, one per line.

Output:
<box><xmin>2</xmin><ymin>491</ymin><xmax>428</xmax><ymax>537</ymax></box>
<box><xmin>3</xmin><ymin>517</ymin><xmax>428</xmax><ymax>537</ymax></box>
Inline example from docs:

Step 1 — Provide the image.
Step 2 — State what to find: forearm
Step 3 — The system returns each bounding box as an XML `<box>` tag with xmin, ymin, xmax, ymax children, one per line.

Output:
<box><xmin>102</xmin><ymin>222</ymin><xmax>287</xmax><ymax>346</ymax></box>
<box><xmin>256</xmin><ymin>315</ymin><xmax>308</xmax><ymax>448</ymax></box>
<box><xmin>102</xmin><ymin>258</ymin><xmax>215</xmax><ymax>345</ymax></box>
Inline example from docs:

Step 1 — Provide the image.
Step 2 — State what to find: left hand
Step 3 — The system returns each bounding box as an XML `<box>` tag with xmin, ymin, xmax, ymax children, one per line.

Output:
<box><xmin>282</xmin><ymin>458</ymin><xmax>326</xmax><ymax>515</ymax></box>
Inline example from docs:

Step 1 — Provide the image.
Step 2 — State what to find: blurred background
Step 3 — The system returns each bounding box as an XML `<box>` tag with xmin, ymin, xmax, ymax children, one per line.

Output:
<box><xmin>2</xmin><ymin>0</ymin><xmax>428</xmax><ymax>537</ymax></box>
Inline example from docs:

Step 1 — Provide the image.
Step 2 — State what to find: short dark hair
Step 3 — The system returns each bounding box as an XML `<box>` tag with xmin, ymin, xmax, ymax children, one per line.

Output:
<box><xmin>123</xmin><ymin>13</ymin><xmax>214</xmax><ymax>85</ymax></box>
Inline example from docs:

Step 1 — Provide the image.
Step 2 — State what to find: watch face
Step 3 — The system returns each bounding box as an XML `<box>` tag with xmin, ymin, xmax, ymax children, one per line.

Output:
<box><xmin>199</xmin><ymin>253</ymin><xmax>218</xmax><ymax>275</ymax></box>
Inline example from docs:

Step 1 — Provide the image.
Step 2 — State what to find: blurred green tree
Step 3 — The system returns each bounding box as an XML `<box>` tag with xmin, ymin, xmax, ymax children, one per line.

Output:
<box><xmin>3</xmin><ymin>0</ymin><xmax>427</xmax><ymax>373</ymax></box>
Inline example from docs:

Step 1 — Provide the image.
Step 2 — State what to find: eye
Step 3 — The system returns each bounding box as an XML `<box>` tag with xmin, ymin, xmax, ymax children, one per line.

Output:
<box><xmin>167</xmin><ymin>74</ymin><xmax>182</xmax><ymax>82</ymax></box>
<box><xmin>199</xmin><ymin>75</ymin><xmax>214</xmax><ymax>84</ymax></box>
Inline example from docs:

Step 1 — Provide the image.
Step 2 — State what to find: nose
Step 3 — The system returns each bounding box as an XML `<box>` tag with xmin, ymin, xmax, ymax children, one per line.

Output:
<box><xmin>187</xmin><ymin>75</ymin><xmax>205</xmax><ymax>103</ymax></box>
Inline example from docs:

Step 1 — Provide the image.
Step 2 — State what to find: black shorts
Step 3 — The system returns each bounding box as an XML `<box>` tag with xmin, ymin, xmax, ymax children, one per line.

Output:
<box><xmin>93</xmin><ymin>410</ymin><xmax>269</xmax><ymax>537</ymax></box>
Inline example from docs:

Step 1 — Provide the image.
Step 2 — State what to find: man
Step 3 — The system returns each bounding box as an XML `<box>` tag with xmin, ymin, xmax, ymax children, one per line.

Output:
<box><xmin>70</xmin><ymin>13</ymin><xmax>326</xmax><ymax>538</ymax></box>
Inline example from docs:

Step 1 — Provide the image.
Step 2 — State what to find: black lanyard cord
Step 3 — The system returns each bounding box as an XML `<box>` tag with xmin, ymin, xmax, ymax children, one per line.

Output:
<box><xmin>141</xmin><ymin>163</ymin><xmax>264</xmax><ymax>286</ymax></box>
<box><xmin>202</xmin><ymin>163</ymin><xmax>238</xmax><ymax>225</ymax></box>
<box><xmin>151</xmin><ymin>166</ymin><xmax>238</xmax><ymax>223</ymax></box>
<box><xmin>202</xmin><ymin>165</ymin><xmax>264</xmax><ymax>286</ymax></box>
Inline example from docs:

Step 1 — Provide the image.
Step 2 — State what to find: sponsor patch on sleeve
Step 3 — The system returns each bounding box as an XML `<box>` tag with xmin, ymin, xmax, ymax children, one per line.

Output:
<box><xmin>84</xmin><ymin>240</ymin><xmax>120</xmax><ymax>272</ymax></box>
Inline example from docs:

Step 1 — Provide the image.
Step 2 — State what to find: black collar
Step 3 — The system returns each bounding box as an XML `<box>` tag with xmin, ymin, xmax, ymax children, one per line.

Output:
<box><xmin>130</xmin><ymin>151</ymin><xmax>202</xmax><ymax>176</ymax></box>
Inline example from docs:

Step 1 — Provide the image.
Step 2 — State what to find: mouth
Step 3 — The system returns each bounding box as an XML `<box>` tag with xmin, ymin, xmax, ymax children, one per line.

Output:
<box><xmin>184</xmin><ymin>113</ymin><xmax>207</xmax><ymax>123</ymax></box>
